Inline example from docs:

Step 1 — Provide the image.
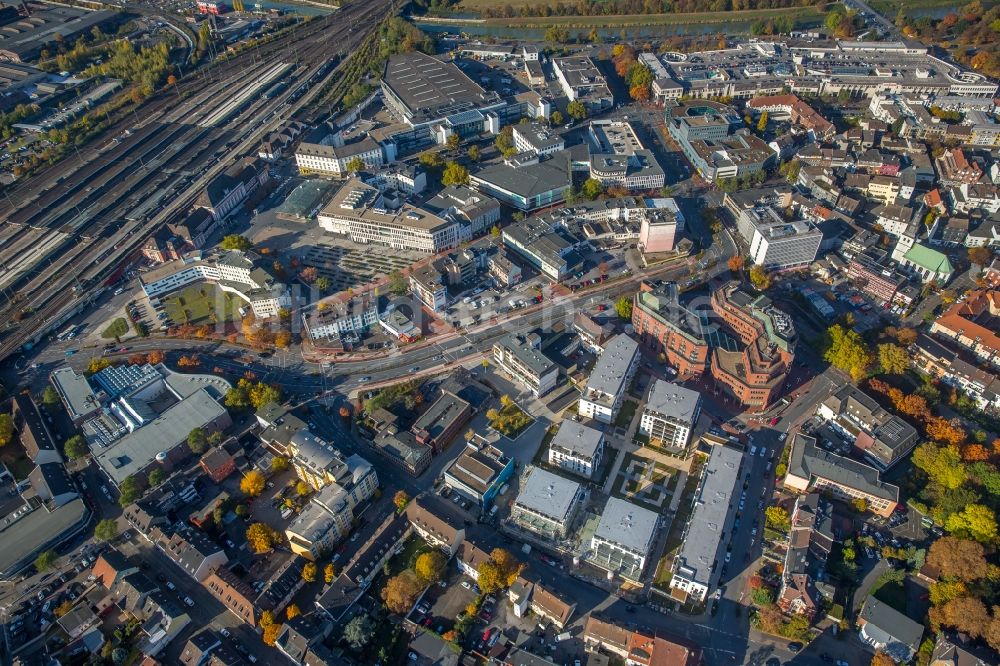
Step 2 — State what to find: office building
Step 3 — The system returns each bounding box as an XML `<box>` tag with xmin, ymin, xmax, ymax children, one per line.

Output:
<box><xmin>501</xmin><ymin>215</ymin><xmax>583</xmax><ymax>280</ymax></box>
<box><xmin>510</xmin><ymin>467</ymin><xmax>584</xmax><ymax>542</ymax></box>
<box><xmin>817</xmin><ymin>385</ymin><xmax>919</xmax><ymax>470</ymax></box>
<box><xmin>735</xmin><ymin>205</ymin><xmax>821</xmax><ymax>270</ymax></box>
<box><xmin>669</xmin><ymin>444</ymin><xmax>743</xmax><ymax>603</ymax></box>
<box><xmin>783</xmin><ymin>433</ymin><xmax>899</xmax><ymax>517</ymax></box>
<box><xmin>639</xmin><ymin>380</ymin><xmax>702</xmax><ymax>453</ymax></box>
<box><xmin>578</xmin><ymin>333</ymin><xmax>640</xmax><ymax>424</ymax></box>
<box><xmin>317</xmin><ymin>178</ymin><xmax>460</xmax><ymax>254</ymax></box>
<box><xmin>551</xmin><ymin>56</ymin><xmax>613</xmax><ymax>112</ymax></box>
<box><xmin>631</xmin><ymin>281</ymin><xmax>710</xmax><ymax>378</ymax></box>
<box><xmin>547</xmin><ymin>420</ymin><xmax>605</xmax><ymax>480</ymax></box>
<box><xmin>471</xmin><ymin>150</ymin><xmax>572</xmax><ymax>212</ymax></box>
<box><xmin>443</xmin><ymin>442</ymin><xmax>515</xmax><ymax>510</ymax></box>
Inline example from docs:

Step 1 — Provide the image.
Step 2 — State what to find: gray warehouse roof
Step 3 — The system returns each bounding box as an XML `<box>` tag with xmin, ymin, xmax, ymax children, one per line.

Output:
<box><xmin>50</xmin><ymin>367</ymin><xmax>100</xmax><ymax>422</ymax></box>
<box><xmin>593</xmin><ymin>497</ymin><xmax>657</xmax><ymax>553</ymax></box>
<box><xmin>673</xmin><ymin>444</ymin><xmax>743</xmax><ymax>589</ymax></box>
<box><xmin>645</xmin><ymin>380</ymin><xmax>701</xmax><ymax>424</ymax></box>
<box><xmin>549</xmin><ymin>420</ymin><xmax>604</xmax><ymax>460</ymax></box>
<box><xmin>381</xmin><ymin>51</ymin><xmax>489</xmax><ymax>119</ymax></box>
<box><xmin>95</xmin><ymin>389</ymin><xmax>228</xmax><ymax>486</ymax></box>
<box><xmin>514</xmin><ymin>466</ymin><xmax>582</xmax><ymax>522</ymax></box>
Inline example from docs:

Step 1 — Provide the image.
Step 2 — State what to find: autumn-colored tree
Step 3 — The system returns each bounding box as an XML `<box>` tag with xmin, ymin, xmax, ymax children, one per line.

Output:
<box><xmin>300</xmin><ymin>267</ymin><xmax>318</xmax><ymax>283</ymax></box>
<box><xmin>414</xmin><ymin>551</ymin><xmax>447</xmax><ymax>585</ymax></box>
<box><xmin>442</xmin><ymin>629</ymin><xmax>457</xmax><ymax>642</ymax></box>
<box><xmin>240</xmin><ymin>470</ymin><xmax>266</xmax><ymax>497</ymax></box>
<box><xmin>870</xmin><ymin>651</ymin><xmax>896</xmax><ymax>666</ymax></box>
<box><xmin>930</xmin><ymin>580</ymin><xmax>968</xmax><ymax>606</ymax></box>
<box><xmin>246</xmin><ymin>522</ymin><xmax>280</xmax><ymax>553</ymax></box>
<box><xmin>477</xmin><ymin>548</ymin><xmax>524</xmax><ymax>594</ymax></box>
<box><xmin>381</xmin><ymin>570</ymin><xmax>422</xmax><ymax>614</ymax></box>
<box><xmin>393</xmin><ymin>490</ymin><xmax>410</xmax><ymax>513</ymax></box>
<box><xmin>764</xmin><ymin>506</ymin><xmax>790</xmax><ymax>532</ymax></box>
<box><xmin>54</xmin><ymin>600</ymin><xmax>74</xmax><ymax>617</ymax></box>
<box><xmin>177</xmin><ymin>355</ymin><xmax>200</xmax><ymax>369</ymax></box>
<box><xmin>285</xmin><ymin>604</ymin><xmax>301</xmax><ymax>620</ymax></box>
<box><xmin>339</xmin><ymin>405</ymin><xmax>351</xmax><ymax>421</ymax></box>
<box><xmin>929</xmin><ymin>596</ymin><xmax>991</xmax><ymax>638</ymax></box>
<box><xmin>877</xmin><ymin>343</ymin><xmax>909</xmax><ymax>375</ymax></box>
<box><xmin>925</xmin><ymin>416</ymin><xmax>966</xmax><ymax>447</ymax></box>
<box><xmin>727</xmin><ymin>254</ymin><xmax>743</xmax><ymax>273</ymax></box>
<box><xmin>260</xmin><ymin>610</ymin><xmax>282</xmax><ymax>646</ymax></box>
<box><xmin>148</xmin><ymin>349</ymin><xmax>165</xmax><ymax>363</ymax></box>
<box><xmin>968</xmin><ymin>246</ymin><xmax>992</xmax><ymax>267</ymax></box>
<box><xmin>824</xmin><ymin>324</ymin><xmax>873</xmax><ymax>382</ymax></box>
<box><xmin>275</xmin><ymin>330</ymin><xmax>292</xmax><ymax>349</ymax></box>
<box><xmin>748</xmin><ymin>265</ymin><xmax>771</xmax><ymax>290</ymax></box>
<box><xmin>295</xmin><ymin>480</ymin><xmax>311</xmax><ymax>496</ymax></box>
<box><xmin>324</xmin><ymin>562</ymin><xmax>336</xmax><ymax>583</ymax></box>
<box><xmin>754</xmin><ymin>604</ymin><xmax>784</xmax><ymax>634</ymax></box>
<box><xmin>962</xmin><ymin>443</ymin><xmax>991</xmax><ymax>462</ymax></box>
<box><xmin>302</xmin><ymin>562</ymin><xmax>317</xmax><ymax>583</ymax></box>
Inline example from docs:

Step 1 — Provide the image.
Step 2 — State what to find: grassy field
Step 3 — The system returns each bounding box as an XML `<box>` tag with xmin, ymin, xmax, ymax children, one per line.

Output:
<box><xmin>867</xmin><ymin>0</ymin><xmax>968</xmax><ymax>14</ymax></box>
<box><xmin>457</xmin><ymin>6</ymin><xmax>826</xmax><ymax>27</ymax></box>
<box><xmin>163</xmin><ymin>284</ymin><xmax>240</xmax><ymax>326</ymax></box>
<box><xmin>101</xmin><ymin>317</ymin><xmax>129</xmax><ymax>339</ymax></box>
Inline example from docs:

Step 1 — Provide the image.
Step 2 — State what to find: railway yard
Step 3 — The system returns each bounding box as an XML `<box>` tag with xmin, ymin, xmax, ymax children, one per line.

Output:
<box><xmin>0</xmin><ymin>0</ymin><xmax>392</xmax><ymax>362</ymax></box>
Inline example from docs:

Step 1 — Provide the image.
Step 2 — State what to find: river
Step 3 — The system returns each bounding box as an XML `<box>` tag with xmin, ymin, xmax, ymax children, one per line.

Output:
<box><xmin>250</xmin><ymin>0</ymin><xmax>335</xmax><ymax>16</ymax></box>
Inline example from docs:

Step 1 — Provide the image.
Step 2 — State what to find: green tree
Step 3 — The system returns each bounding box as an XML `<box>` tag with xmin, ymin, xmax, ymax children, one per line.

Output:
<box><xmin>581</xmin><ymin>178</ymin><xmax>603</xmax><ymax>200</ymax></box>
<box><xmin>467</xmin><ymin>144</ymin><xmax>481</xmax><ymax>162</ymax></box>
<box><xmin>778</xmin><ymin>159</ymin><xmax>800</xmax><ymax>184</ymax></box>
<box><xmin>118</xmin><ymin>475</ymin><xmax>142</xmax><ymax>507</ymax></box>
<box><xmin>418</xmin><ymin>151</ymin><xmax>444</xmax><ymax>170</ymax></box>
<box><xmin>945</xmin><ymin>504</ymin><xmax>998</xmax><ymax>543</ymax></box>
<box><xmin>823</xmin><ymin>324</ymin><xmax>873</xmax><ymax>382</ymax></box>
<box><xmin>550</xmin><ymin>110</ymin><xmax>564</xmax><ymax>126</ymax></box>
<box><xmin>219</xmin><ymin>234</ymin><xmax>252</xmax><ymax>252</ymax></box>
<box><xmin>764</xmin><ymin>506</ymin><xmax>790</xmax><ymax>532</ymax></box>
<box><xmin>441</xmin><ymin>162</ymin><xmax>469</xmax><ymax>187</ymax></box>
<box><xmin>42</xmin><ymin>385</ymin><xmax>61</xmax><ymax>407</ymax></box>
<box><xmin>446</xmin><ymin>133</ymin><xmax>460</xmax><ymax>151</ymax></box>
<box><xmin>912</xmin><ymin>442</ymin><xmax>966</xmax><ymax>490</ymax></box>
<box><xmin>345</xmin><ymin>157</ymin><xmax>365</xmax><ymax>173</ymax></box>
<box><xmin>271</xmin><ymin>456</ymin><xmax>290</xmax><ymax>473</ymax></box>
<box><xmin>343</xmin><ymin>615</ymin><xmax>375</xmax><ymax>650</ymax></box>
<box><xmin>387</xmin><ymin>270</ymin><xmax>408</xmax><ymax>295</ymax></box>
<box><xmin>566</xmin><ymin>100</ymin><xmax>588</xmax><ymax>121</ymax></box>
<box><xmin>314</xmin><ymin>276</ymin><xmax>331</xmax><ymax>292</ymax></box>
<box><xmin>877</xmin><ymin>343</ymin><xmax>909</xmax><ymax>375</ymax></box>
<box><xmin>0</xmin><ymin>413</ymin><xmax>15</xmax><ymax>447</ymax></box>
<box><xmin>187</xmin><ymin>427</ymin><xmax>207</xmax><ymax>454</ymax></box>
<box><xmin>148</xmin><ymin>468</ymin><xmax>166</xmax><ymax>487</ymax></box>
<box><xmin>94</xmin><ymin>518</ymin><xmax>119</xmax><ymax>542</ymax></box>
<box><xmin>64</xmin><ymin>434</ymin><xmax>88</xmax><ymax>460</ymax></box>
<box><xmin>494</xmin><ymin>126</ymin><xmax>514</xmax><ymax>154</ymax></box>
<box><xmin>35</xmin><ymin>550</ymin><xmax>58</xmax><ymax>572</ymax></box>
<box><xmin>614</xmin><ymin>295</ymin><xmax>633</xmax><ymax>320</ymax></box>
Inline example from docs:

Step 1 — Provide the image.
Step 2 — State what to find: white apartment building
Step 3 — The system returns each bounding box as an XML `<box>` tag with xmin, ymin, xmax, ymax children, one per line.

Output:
<box><xmin>510</xmin><ymin>467</ymin><xmax>585</xmax><ymax>542</ymax></box>
<box><xmin>493</xmin><ymin>333</ymin><xmax>559</xmax><ymax>397</ymax></box>
<box><xmin>547</xmin><ymin>420</ymin><xmax>605</xmax><ymax>479</ymax></box>
<box><xmin>317</xmin><ymin>178</ymin><xmax>460</xmax><ymax>254</ymax></box>
<box><xmin>639</xmin><ymin>380</ymin><xmax>702</xmax><ymax>453</ymax></box>
<box><xmin>588</xmin><ymin>497</ymin><xmax>658</xmax><ymax>580</ymax></box>
<box><xmin>578</xmin><ymin>334</ymin><xmax>639</xmax><ymax>423</ymax></box>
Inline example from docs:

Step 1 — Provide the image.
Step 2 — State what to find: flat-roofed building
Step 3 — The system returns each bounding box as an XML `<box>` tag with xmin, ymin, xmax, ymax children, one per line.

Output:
<box><xmin>631</xmin><ymin>281</ymin><xmax>710</xmax><ymax>378</ymax></box>
<box><xmin>443</xmin><ymin>442</ymin><xmax>515</xmax><ymax>510</ymax></box>
<box><xmin>372</xmin><ymin>422</ymin><xmax>432</xmax><ymax>477</ymax></box>
<box><xmin>547</xmin><ymin>420</ymin><xmax>605</xmax><ymax>479</ymax></box>
<box><xmin>49</xmin><ymin>367</ymin><xmax>102</xmax><ymax>426</ymax></box>
<box><xmin>639</xmin><ymin>380</ymin><xmax>702</xmax><ymax>454</ymax></box>
<box><xmin>318</xmin><ymin>178</ymin><xmax>460</xmax><ymax>254</ymax></box>
<box><xmin>94</xmin><ymin>388</ymin><xmax>231</xmax><ymax>488</ymax></box>
<box><xmin>783</xmin><ymin>433</ymin><xmax>899</xmax><ymax>517</ymax></box>
<box><xmin>492</xmin><ymin>333</ymin><xmax>559</xmax><ymax>397</ymax></box>
<box><xmin>513</xmin><ymin>122</ymin><xmax>565</xmax><ymax>156</ymax></box>
<box><xmin>578</xmin><ymin>333</ymin><xmax>640</xmax><ymax>424</ymax></box>
<box><xmin>501</xmin><ymin>214</ymin><xmax>583</xmax><ymax>279</ymax></box>
<box><xmin>412</xmin><ymin>391</ymin><xmax>471</xmax><ymax>453</ymax></box>
<box><xmin>472</xmin><ymin>151</ymin><xmax>572</xmax><ymax>212</ymax></box>
<box><xmin>510</xmin><ymin>467</ymin><xmax>584</xmax><ymax>542</ymax></box>
<box><xmin>736</xmin><ymin>205</ymin><xmax>822</xmax><ymax>270</ymax></box>
<box><xmin>817</xmin><ymin>385</ymin><xmax>918</xmax><ymax>470</ymax></box>
<box><xmin>670</xmin><ymin>444</ymin><xmax>743</xmax><ymax>603</ymax></box>
<box><xmin>588</xmin><ymin>498</ymin><xmax>659</xmax><ymax>580</ymax></box>
<box><xmin>551</xmin><ymin>56</ymin><xmax>613</xmax><ymax>112</ymax></box>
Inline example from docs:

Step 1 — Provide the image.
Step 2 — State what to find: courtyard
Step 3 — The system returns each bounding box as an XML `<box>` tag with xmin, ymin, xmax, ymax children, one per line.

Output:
<box><xmin>611</xmin><ymin>452</ymin><xmax>680</xmax><ymax>512</ymax></box>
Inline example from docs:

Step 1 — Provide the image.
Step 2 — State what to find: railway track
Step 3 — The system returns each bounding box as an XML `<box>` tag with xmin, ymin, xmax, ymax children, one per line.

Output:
<box><xmin>0</xmin><ymin>0</ymin><xmax>395</xmax><ymax>361</ymax></box>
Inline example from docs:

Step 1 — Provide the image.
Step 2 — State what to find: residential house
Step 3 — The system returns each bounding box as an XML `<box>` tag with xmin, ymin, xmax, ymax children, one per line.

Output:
<box><xmin>816</xmin><ymin>385</ymin><xmax>918</xmax><ymax>470</ymax></box>
<box><xmin>405</xmin><ymin>493</ymin><xmax>467</xmax><ymax>557</ymax></box>
<box><xmin>777</xmin><ymin>493</ymin><xmax>835</xmax><ymax>619</ymax></box>
<box><xmin>857</xmin><ymin>596</ymin><xmax>924</xmax><ymax>663</ymax></box>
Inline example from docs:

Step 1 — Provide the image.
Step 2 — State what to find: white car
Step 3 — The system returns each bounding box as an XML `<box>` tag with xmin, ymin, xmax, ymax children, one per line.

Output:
<box><xmin>221</xmin><ymin>628</ymin><xmax>231</xmax><ymax>638</ymax></box>
<box><xmin>724</xmin><ymin>552</ymin><xmax>731</xmax><ymax>563</ymax></box>
<box><xmin>461</xmin><ymin>581</ymin><xmax>471</xmax><ymax>590</ymax></box>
